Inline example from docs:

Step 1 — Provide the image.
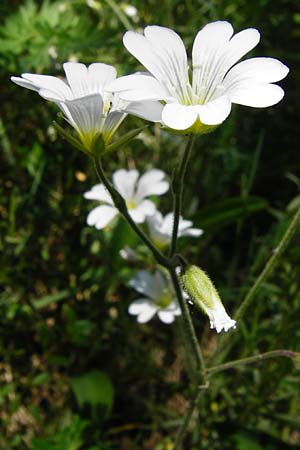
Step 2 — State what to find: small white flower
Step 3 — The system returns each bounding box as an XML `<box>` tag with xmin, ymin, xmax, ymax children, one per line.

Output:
<box><xmin>11</xmin><ymin>62</ymin><xmax>163</xmax><ymax>152</ymax></box>
<box><xmin>119</xmin><ymin>246</ymin><xmax>138</xmax><ymax>262</ymax></box>
<box><xmin>123</xmin><ymin>4</ymin><xmax>138</xmax><ymax>18</ymax></box>
<box><xmin>84</xmin><ymin>168</ymin><xmax>169</xmax><ymax>229</ymax></box>
<box><xmin>205</xmin><ymin>298</ymin><xmax>237</xmax><ymax>333</ymax></box>
<box><xmin>108</xmin><ymin>21</ymin><xmax>289</xmax><ymax>133</ymax></box>
<box><xmin>147</xmin><ymin>211</ymin><xmax>203</xmax><ymax>248</ymax></box>
<box><xmin>128</xmin><ymin>270</ymin><xmax>181</xmax><ymax>324</ymax></box>
<box><xmin>180</xmin><ymin>265</ymin><xmax>236</xmax><ymax>333</ymax></box>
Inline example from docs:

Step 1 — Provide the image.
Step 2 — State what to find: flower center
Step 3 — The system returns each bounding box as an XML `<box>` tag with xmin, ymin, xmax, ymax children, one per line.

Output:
<box><xmin>156</xmin><ymin>289</ymin><xmax>173</xmax><ymax>308</ymax></box>
<box><xmin>126</xmin><ymin>199</ymin><xmax>138</xmax><ymax>210</ymax></box>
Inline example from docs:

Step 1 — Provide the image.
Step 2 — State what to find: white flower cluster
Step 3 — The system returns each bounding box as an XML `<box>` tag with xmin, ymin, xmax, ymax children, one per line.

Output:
<box><xmin>83</xmin><ymin>169</ymin><xmax>202</xmax><ymax>325</ymax></box>
<box><xmin>11</xmin><ymin>21</ymin><xmax>288</xmax><ymax>139</ymax></box>
<box><xmin>128</xmin><ymin>270</ymin><xmax>181</xmax><ymax>324</ymax></box>
<box><xmin>11</xmin><ymin>20</ymin><xmax>289</xmax><ymax>331</ymax></box>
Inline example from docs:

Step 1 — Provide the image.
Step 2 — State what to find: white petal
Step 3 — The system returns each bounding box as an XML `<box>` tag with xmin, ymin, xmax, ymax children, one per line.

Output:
<box><xmin>160</xmin><ymin>213</ymin><xmax>174</xmax><ymax>234</ymax></box>
<box><xmin>129</xmin><ymin>271</ymin><xmax>155</xmax><ymax>298</ymax></box>
<box><xmin>147</xmin><ymin>210</ymin><xmax>163</xmax><ymax>227</ymax></box>
<box><xmin>192</xmin><ymin>21</ymin><xmax>234</xmax><ymax>97</ymax></box>
<box><xmin>223</xmin><ymin>28</ymin><xmax>260</xmax><ymax>72</ymax></box>
<box><xmin>108</xmin><ymin>74</ymin><xmax>170</xmax><ymax>101</ymax></box>
<box><xmin>88</xmin><ymin>63</ymin><xmax>117</xmax><ymax>92</ymax></box>
<box><xmin>198</xmin><ymin>95</ymin><xmax>232</xmax><ymax>125</ymax></box>
<box><xmin>135</xmin><ymin>169</ymin><xmax>169</xmax><ymax>200</ymax></box>
<box><xmin>228</xmin><ymin>83</ymin><xmax>285</xmax><ymax>107</ymax></box>
<box><xmin>103</xmin><ymin>110</ymin><xmax>126</xmax><ymax>142</ymax></box>
<box><xmin>112</xmin><ymin>169</ymin><xmax>139</xmax><ymax>199</ymax></box>
<box><xmin>19</xmin><ymin>73</ymin><xmax>72</xmax><ymax>101</ymax></box>
<box><xmin>180</xmin><ymin>227</ymin><xmax>203</xmax><ymax>237</ymax></box>
<box><xmin>124</xmin><ymin>27</ymin><xmax>189</xmax><ymax>100</ymax></box>
<box><xmin>224</xmin><ymin>57</ymin><xmax>290</xmax><ymax>87</ymax></box>
<box><xmin>83</xmin><ymin>184</ymin><xmax>113</xmax><ymax>204</ymax></box>
<box><xmin>206</xmin><ymin>303</ymin><xmax>237</xmax><ymax>333</ymax></box>
<box><xmin>157</xmin><ymin>310</ymin><xmax>175</xmax><ymax>324</ymax></box>
<box><xmin>137</xmin><ymin>306</ymin><xmax>157</xmax><ymax>323</ymax></box>
<box><xmin>143</xmin><ymin>26</ymin><xmax>189</xmax><ymax>96</ymax></box>
<box><xmin>192</xmin><ymin>21</ymin><xmax>234</xmax><ymax>63</ymax></box>
<box><xmin>86</xmin><ymin>205</ymin><xmax>118</xmax><ymax>229</ymax></box>
<box><xmin>162</xmin><ymin>103</ymin><xmax>198</xmax><ymax>130</ymax></box>
<box><xmin>11</xmin><ymin>76</ymin><xmax>39</xmax><ymax>92</ymax></box>
<box><xmin>64</xmin><ymin>94</ymin><xmax>104</xmax><ymax>134</ymax></box>
<box><xmin>129</xmin><ymin>200</ymin><xmax>156</xmax><ymax>223</ymax></box>
<box><xmin>125</xmin><ymin>100</ymin><xmax>164</xmax><ymax>122</ymax></box>
<box><xmin>128</xmin><ymin>298</ymin><xmax>155</xmax><ymax>315</ymax></box>
<box><xmin>63</xmin><ymin>62</ymin><xmax>90</xmax><ymax>98</ymax></box>
<box><xmin>147</xmin><ymin>212</ymin><xmax>170</xmax><ymax>245</ymax></box>
<box><xmin>153</xmin><ymin>271</ymin><xmax>168</xmax><ymax>294</ymax></box>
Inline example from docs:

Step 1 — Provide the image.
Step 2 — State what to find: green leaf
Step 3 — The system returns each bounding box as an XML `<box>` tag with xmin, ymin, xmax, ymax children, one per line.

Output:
<box><xmin>233</xmin><ymin>434</ymin><xmax>265</xmax><ymax>450</ymax></box>
<box><xmin>105</xmin><ymin>125</ymin><xmax>147</xmax><ymax>154</ymax></box>
<box><xmin>196</xmin><ymin>196</ymin><xmax>268</xmax><ymax>230</ymax></box>
<box><xmin>33</xmin><ymin>289</ymin><xmax>73</xmax><ymax>309</ymax></box>
<box><xmin>71</xmin><ymin>371</ymin><xmax>114</xmax><ymax>419</ymax></box>
<box><xmin>53</xmin><ymin>121</ymin><xmax>88</xmax><ymax>154</ymax></box>
<box><xmin>32</xmin><ymin>372</ymin><xmax>51</xmax><ymax>386</ymax></box>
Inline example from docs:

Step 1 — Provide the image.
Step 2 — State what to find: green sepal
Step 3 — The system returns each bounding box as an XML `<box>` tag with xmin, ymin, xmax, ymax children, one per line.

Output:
<box><xmin>91</xmin><ymin>135</ymin><xmax>106</xmax><ymax>156</ymax></box>
<box><xmin>53</xmin><ymin>121</ymin><xmax>88</xmax><ymax>155</ymax></box>
<box><xmin>105</xmin><ymin>125</ymin><xmax>148</xmax><ymax>154</ymax></box>
<box><xmin>180</xmin><ymin>265</ymin><xmax>221</xmax><ymax>313</ymax></box>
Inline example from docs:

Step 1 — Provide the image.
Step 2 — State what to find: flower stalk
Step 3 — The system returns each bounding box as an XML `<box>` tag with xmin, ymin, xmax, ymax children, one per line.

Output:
<box><xmin>169</xmin><ymin>134</ymin><xmax>195</xmax><ymax>257</ymax></box>
<box><xmin>93</xmin><ymin>157</ymin><xmax>171</xmax><ymax>268</ymax></box>
<box><xmin>207</xmin><ymin>350</ymin><xmax>300</xmax><ymax>376</ymax></box>
<box><xmin>215</xmin><ymin>202</ymin><xmax>300</xmax><ymax>359</ymax></box>
<box><xmin>235</xmin><ymin>203</ymin><xmax>300</xmax><ymax>322</ymax></box>
<box><xmin>169</xmin><ymin>267</ymin><xmax>206</xmax><ymax>380</ymax></box>
<box><xmin>173</xmin><ymin>382</ymin><xmax>209</xmax><ymax>450</ymax></box>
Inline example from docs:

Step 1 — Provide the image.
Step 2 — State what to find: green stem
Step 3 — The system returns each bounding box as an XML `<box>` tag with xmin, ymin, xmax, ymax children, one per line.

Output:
<box><xmin>169</xmin><ymin>268</ymin><xmax>208</xmax><ymax>449</ymax></box>
<box><xmin>93</xmin><ymin>157</ymin><xmax>171</xmax><ymax>268</ymax></box>
<box><xmin>207</xmin><ymin>349</ymin><xmax>300</xmax><ymax>376</ymax></box>
<box><xmin>169</xmin><ymin>135</ymin><xmax>195</xmax><ymax>257</ymax></box>
<box><xmin>235</xmin><ymin>204</ymin><xmax>300</xmax><ymax>322</ymax></box>
<box><xmin>93</xmin><ymin>155</ymin><xmax>207</xmax><ymax>449</ymax></box>
<box><xmin>214</xmin><ymin>203</ymin><xmax>300</xmax><ymax>361</ymax></box>
<box><xmin>169</xmin><ymin>268</ymin><xmax>206</xmax><ymax>379</ymax></box>
<box><xmin>173</xmin><ymin>383</ymin><xmax>208</xmax><ymax>450</ymax></box>
<box><xmin>103</xmin><ymin>0</ymin><xmax>132</xmax><ymax>29</ymax></box>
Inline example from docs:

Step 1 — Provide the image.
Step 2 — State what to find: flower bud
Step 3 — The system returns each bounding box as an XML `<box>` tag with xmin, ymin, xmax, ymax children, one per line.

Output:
<box><xmin>180</xmin><ymin>265</ymin><xmax>236</xmax><ymax>333</ymax></box>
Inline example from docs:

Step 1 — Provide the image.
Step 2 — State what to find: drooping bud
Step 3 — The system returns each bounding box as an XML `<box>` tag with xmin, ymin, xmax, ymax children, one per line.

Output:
<box><xmin>180</xmin><ymin>265</ymin><xmax>236</xmax><ymax>333</ymax></box>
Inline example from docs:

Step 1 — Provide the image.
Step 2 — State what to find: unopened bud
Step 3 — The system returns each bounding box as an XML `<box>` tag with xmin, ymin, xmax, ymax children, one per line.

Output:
<box><xmin>180</xmin><ymin>265</ymin><xmax>236</xmax><ymax>333</ymax></box>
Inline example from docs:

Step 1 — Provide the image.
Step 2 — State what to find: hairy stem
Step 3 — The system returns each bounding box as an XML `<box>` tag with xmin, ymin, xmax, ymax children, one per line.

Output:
<box><xmin>234</xmin><ymin>204</ymin><xmax>300</xmax><ymax>322</ymax></box>
<box><xmin>169</xmin><ymin>134</ymin><xmax>195</xmax><ymax>257</ymax></box>
<box><xmin>93</xmin><ymin>157</ymin><xmax>171</xmax><ymax>268</ymax></box>
<box><xmin>93</xmin><ymin>153</ymin><xmax>207</xmax><ymax>449</ymax></box>
<box><xmin>173</xmin><ymin>383</ymin><xmax>208</xmax><ymax>450</ymax></box>
<box><xmin>207</xmin><ymin>349</ymin><xmax>300</xmax><ymax>376</ymax></box>
<box><xmin>169</xmin><ymin>268</ymin><xmax>206</xmax><ymax>379</ymax></box>
<box><xmin>215</xmin><ymin>203</ymin><xmax>300</xmax><ymax>360</ymax></box>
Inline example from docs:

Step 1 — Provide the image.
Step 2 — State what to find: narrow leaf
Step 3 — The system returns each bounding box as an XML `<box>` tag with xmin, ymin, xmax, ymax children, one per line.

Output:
<box><xmin>105</xmin><ymin>126</ymin><xmax>147</xmax><ymax>154</ymax></box>
<box><xmin>53</xmin><ymin>121</ymin><xmax>88</xmax><ymax>154</ymax></box>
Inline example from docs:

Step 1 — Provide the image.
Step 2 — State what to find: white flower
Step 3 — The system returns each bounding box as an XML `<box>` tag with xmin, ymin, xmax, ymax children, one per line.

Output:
<box><xmin>84</xmin><ymin>169</ymin><xmax>169</xmax><ymax>229</ymax></box>
<box><xmin>147</xmin><ymin>211</ymin><xmax>203</xmax><ymax>248</ymax></box>
<box><xmin>205</xmin><ymin>299</ymin><xmax>237</xmax><ymax>333</ymax></box>
<box><xmin>128</xmin><ymin>270</ymin><xmax>181</xmax><ymax>324</ymax></box>
<box><xmin>11</xmin><ymin>62</ymin><xmax>163</xmax><ymax>152</ymax></box>
<box><xmin>180</xmin><ymin>265</ymin><xmax>236</xmax><ymax>333</ymax></box>
<box><xmin>108</xmin><ymin>21</ymin><xmax>289</xmax><ymax>133</ymax></box>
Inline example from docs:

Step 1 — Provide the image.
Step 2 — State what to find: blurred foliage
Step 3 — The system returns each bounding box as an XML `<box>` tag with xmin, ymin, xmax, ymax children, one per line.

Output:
<box><xmin>1</xmin><ymin>0</ymin><xmax>300</xmax><ymax>449</ymax></box>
